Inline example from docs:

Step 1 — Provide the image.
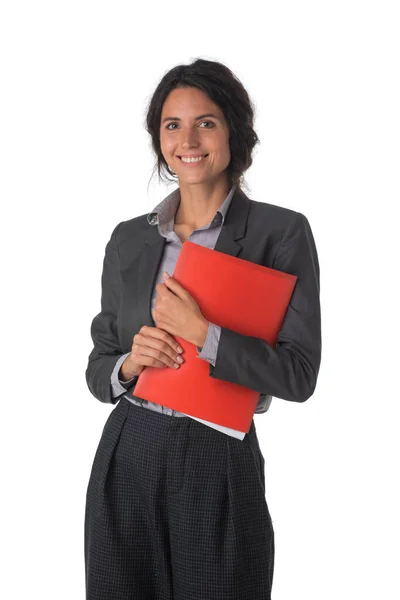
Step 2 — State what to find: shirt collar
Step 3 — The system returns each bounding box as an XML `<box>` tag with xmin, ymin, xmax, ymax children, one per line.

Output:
<box><xmin>147</xmin><ymin>184</ymin><xmax>237</xmax><ymax>229</ymax></box>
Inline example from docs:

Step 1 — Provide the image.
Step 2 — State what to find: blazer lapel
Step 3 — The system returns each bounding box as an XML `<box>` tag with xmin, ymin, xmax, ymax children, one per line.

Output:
<box><xmin>135</xmin><ymin>185</ymin><xmax>252</xmax><ymax>329</ymax></box>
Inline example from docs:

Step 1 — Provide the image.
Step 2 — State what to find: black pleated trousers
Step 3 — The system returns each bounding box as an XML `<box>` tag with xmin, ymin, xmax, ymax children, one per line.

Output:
<box><xmin>84</xmin><ymin>397</ymin><xmax>274</xmax><ymax>599</ymax></box>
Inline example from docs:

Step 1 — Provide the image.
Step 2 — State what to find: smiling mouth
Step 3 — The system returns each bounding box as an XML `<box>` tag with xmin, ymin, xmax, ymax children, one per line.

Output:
<box><xmin>178</xmin><ymin>154</ymin><xmax>209</xmax><ymax>161</ymax></box>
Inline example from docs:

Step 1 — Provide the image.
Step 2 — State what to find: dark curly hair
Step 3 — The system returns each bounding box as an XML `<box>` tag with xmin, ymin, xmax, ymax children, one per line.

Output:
<box><xmin>144</xmin><ymin>58</ymin><xmax>260</xmax><ymax>190</ymax></box>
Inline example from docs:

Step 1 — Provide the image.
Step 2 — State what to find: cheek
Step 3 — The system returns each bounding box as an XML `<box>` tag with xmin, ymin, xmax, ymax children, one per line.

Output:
<box><xmin>160</xmin><ymin>134</ymin><xmax>173</xmax><ymax>155</ymax></box>
<box><xmin>209</xmin><ymin>149</ymin><xmax>229</xmax><ymax>167</ymax></box>
<box><xmin>214</xmin><ymin>136</ymin><xmax>230</xmax><ymax>162</ymax></box>
<box><xmin>215</xmin><ymin>145</ymin><xmax>231</xmax><ymax>166</ymax></box>
<box><xmin>159</xmin><ymin>139</ymin><xmax>168</xmax><ymax>156</ymax></box>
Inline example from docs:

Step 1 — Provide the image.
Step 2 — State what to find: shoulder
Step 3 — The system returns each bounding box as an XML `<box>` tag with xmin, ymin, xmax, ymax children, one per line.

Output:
<box><xmin>108</xmin><ymin>213</ymin><xmax>151</xmax><ymax>246</ymax></box>
<box><xmin>245</xmin><ymin>194</ymin><xmax>311</xmax><ymax>237</ymax></box>
<box><xmin>249</xmin><ymin>197</ymin><xmax>300</xmax><ymax>219</ymax></box>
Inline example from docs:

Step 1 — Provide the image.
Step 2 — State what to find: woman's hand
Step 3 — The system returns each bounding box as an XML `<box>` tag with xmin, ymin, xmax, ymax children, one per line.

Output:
<box><xmin>119</xmin><ymin>325</ymin><xmax>185</xmax><ymax>381</ymax></box>
<box><xmin>152</xmin><ymin>272</ymin><xmax>209</xmax><ymax>347</ymax></box>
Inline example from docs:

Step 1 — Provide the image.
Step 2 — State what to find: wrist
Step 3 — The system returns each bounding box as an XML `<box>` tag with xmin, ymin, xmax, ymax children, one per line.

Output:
<box><xmin>119</xmin><ymin>355</ymin><xmax>140</xmax><ymax>381</ymax></box>
<box><xmin>195</xmin><ymin>317</ymin><xmax>209</xmax><ymax>348</ymax></box>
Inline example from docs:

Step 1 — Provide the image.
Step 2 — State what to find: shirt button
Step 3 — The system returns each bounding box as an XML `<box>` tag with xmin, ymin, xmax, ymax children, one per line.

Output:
<box><xmin>167</xmin><ymin>411</ymin><xmax>172</xmax><ymax>416</ymax></box>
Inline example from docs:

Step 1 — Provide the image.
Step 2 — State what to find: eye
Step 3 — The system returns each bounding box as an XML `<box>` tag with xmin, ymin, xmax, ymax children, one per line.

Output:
<box><xmin>165</xmin><ymin>121</ymin><xmax>215</xmax><ymax>130</ymax></box>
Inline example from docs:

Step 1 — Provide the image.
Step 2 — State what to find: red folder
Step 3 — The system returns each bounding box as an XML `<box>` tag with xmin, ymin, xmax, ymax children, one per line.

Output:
<box><xmin>133</xmin><ymin>241</ymin><xmax>297</xmax><ymax>432</ymax></box>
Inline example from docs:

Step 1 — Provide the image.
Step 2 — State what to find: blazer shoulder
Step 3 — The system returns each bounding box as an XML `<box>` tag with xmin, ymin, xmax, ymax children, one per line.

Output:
<box><xmin>248</xmin><ymin>197</ymin><xmax>308</xmax><ymax>232</ymax></box>
<box><xmin>249</xmin><ymin>197</ymin><xmax>300</xmax><ymax>218</ymax></box>
<box><xmin>111</xmin><ymin>213</ymin><xmax>151</xmax><ymax>247</ymax></box>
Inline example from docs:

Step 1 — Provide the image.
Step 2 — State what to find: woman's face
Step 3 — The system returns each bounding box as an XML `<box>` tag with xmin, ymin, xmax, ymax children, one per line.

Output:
<box><xmin>159</xmin><ymin>87</ymin><xmax>231</xmax><ymax>186</ymax></box>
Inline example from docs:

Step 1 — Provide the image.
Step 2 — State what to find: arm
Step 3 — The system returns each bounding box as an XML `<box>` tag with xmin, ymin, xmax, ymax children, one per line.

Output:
<box><xmin>207</xmin><ymin>212</ymin><xmax>321</xmax><ymax>403</ymax></box>
<box><xmin>85</xmin><ymin>222</ymin><xmax>131</xmax><ymax>404</ymax></box>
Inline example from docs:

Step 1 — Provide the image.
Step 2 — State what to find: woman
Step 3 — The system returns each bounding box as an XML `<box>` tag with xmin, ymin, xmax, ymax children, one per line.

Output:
<box><xmin>84</xmin><ymin>58</ymin><xmax>321</xmax><ymax>600</ymax></box>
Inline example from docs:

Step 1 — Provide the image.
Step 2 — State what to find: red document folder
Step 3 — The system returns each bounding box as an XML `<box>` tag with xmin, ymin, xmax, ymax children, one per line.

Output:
<box><xmin>133</xmin><ymin>241</ymin><xmax>297</xmax><ymax>432</ymax></box>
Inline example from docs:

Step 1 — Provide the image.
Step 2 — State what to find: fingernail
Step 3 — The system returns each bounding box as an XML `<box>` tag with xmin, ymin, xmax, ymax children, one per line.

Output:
<box><xmin>177</xmin><ymin>346</ymin><xmax>183</xmax><ymax>353</ymax></box>
<box><xmin>163</xmin><ymin>271</ymin><xmax>170</xmax><ymax>279</ymax></box>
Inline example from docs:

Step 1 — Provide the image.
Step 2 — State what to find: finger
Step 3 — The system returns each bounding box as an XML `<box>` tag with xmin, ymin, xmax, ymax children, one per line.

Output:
<box><xmin>141</xmin><ymin>325</ymin><xmax>183</xmax><ymax>355</ymax></box>
<box><xmin>132</xmin><ymin>346</ymin><xmax>180</xmax><ymax>369</ymax></box>
<box><xmin>131</xmin><ymin>351</ymin><xmax>165</xmax><ymax>369</ymax></box>
<box><xmin>132</xmin><ymin>342</ymin><xmax>182</xmax><ymax>370</ymax></box>
<box><xmin>134</xmin><ymin>328</ymin><xmax>184</xmax><ymax>363</ymax></box>
<box><xmin>155</xmin><ymin>282</ymin><xmax>168</xmax><ymax>296</ymax></box>
<box><xmin>136</xmin><ymin>326</ymin><xmax>179</xmax><ymax>348</ymax></box>
<box><xmin>163</xmin><ymin>274</ymin><xmax>187</xmax><ymax>298</ymax></box>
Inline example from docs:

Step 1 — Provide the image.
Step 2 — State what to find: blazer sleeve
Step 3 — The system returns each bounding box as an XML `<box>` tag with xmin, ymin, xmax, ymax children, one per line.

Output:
<box><xmin>208</xmin><ymin>212</ymin><xmax>322</xmax><ymax>403</ymax></box>
<box><xmin>85</xmin><ymin>222</ymin><xmax>135</xmax><ymax>404</ymax></box>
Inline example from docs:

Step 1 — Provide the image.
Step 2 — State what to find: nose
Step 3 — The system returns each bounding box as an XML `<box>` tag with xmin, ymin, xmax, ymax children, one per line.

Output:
<box><xmin>180</xmin><ymin>126</ymin><xmax>200</xmax><ymax>149</ymax></box>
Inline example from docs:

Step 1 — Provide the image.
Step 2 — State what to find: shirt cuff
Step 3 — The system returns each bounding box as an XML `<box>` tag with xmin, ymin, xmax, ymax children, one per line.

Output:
<box><xmin>111</xmin><ymin>352</ymin><xmax>138</xmax><ymax>398</ymax></box>
<box><xmin>196</xmin><ymin>322</ymin><xmax>221</xmax><ymax>367</ymax></box>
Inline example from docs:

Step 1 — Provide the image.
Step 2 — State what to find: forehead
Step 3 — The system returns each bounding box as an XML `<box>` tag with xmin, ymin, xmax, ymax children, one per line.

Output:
<box><xmin>161</xmin><ymin>87</ymin><xmax>223</xmax><ymax>117</ymax></box>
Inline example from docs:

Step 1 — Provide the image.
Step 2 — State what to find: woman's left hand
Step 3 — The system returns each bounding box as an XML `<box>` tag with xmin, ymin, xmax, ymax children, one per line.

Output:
<box><xmin>152</xmin><ymin>272</ymin><xmax>209</xmax><ymax>348</ymax></box>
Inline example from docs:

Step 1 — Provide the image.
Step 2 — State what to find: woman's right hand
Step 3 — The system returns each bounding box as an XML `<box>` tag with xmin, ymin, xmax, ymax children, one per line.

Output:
<box><xmin>119</xmin><ymin>325</ymin><xmax>185</xmax><ymax>381</ymax></box>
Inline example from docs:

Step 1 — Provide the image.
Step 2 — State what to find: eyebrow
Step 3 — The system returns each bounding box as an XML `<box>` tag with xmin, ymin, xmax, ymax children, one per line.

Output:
<box><xmin>162</xmin><ymin>113</ymin><xmax>219</xmax><ymax>123</ymax></box>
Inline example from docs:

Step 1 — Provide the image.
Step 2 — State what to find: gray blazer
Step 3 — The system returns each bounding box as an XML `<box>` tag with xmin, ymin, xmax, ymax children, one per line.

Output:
<box><xmin>86</xmin><ymin>186</ymin><xmax>322</xmax><ymax>409</ymax></box>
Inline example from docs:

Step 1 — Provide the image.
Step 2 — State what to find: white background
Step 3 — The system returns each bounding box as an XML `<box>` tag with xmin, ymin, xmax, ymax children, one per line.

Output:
<box><xmin>1</xmin><ymin>1</ymin><xmax>399</xmax><ymax>598</ymax></box>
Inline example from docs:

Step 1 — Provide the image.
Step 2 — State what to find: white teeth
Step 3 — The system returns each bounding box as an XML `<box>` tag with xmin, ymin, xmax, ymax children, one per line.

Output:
<box><xmin>181</xmin><ymin>155</ymin><xmax>206</xmax><ymax>163</ymax></box>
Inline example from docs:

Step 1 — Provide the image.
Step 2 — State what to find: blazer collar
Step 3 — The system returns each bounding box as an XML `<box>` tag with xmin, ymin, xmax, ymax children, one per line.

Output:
<box><xmin>135</xmin><ymin>185</ymin><xmax>252</xmax><ymax>329</ymax></box>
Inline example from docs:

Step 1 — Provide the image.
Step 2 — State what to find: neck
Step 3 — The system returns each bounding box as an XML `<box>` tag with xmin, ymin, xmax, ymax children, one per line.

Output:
<box><xmin>175</xmin><ymin>175</ymin><xmax>232</xmax><ymax>229</ymax></box>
